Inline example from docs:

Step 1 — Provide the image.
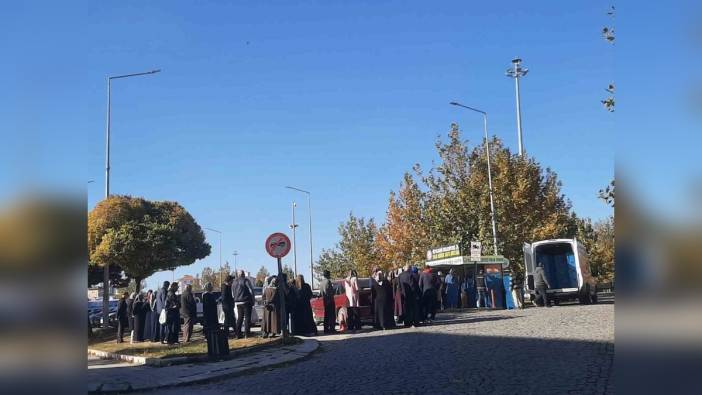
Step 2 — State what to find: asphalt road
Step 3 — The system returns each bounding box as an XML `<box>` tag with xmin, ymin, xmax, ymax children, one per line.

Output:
<box><xmin>134</xmin><ymin>301</ymin><xmax>614</xmax><ymax>395</ymax></box>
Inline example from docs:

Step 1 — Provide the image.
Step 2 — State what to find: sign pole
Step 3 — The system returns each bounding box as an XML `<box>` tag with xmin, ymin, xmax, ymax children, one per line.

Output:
<box><xmin>265</xmin><ymin>232</ymin><xmax>292</xmax><ymax>345</ymax></box>
<box><xmin>277</xmin><ymin>256</ymin><xmax>287</xmax><ymax>344</ymax></box>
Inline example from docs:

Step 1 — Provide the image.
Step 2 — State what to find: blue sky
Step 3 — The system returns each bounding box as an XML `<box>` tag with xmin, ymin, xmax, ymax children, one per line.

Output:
<box><xmin>2</xmin><ymin>1</ymin><xmax>622</xmax><ymax>288</ymax></box>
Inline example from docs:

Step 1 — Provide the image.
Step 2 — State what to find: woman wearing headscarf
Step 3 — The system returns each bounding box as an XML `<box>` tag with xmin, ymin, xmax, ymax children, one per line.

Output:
<box><xmin>293</xmin><ymin>275</ymin><xmax>318</xmax><ymax>336</ymax></box>
<box><xmin>127</xmin><ymin>292</ymin><xmax>136</xmax><ymax>337</ymax></box>
<box><xmin>285</xmin><ymin>275</ymin><xmax>298</xmax><ymax>335</ymax></box>
<box><xmin>344</xmin><ymin>270</ymin><xmax>360</xmax><ymax>331</ymax></box>
<box><xmin>143</xmin><ymin>290</ymin><xmax>155</xmax><ymax>341</ymax></box>
<box><xmin>390</xmin><ymin>269</ymin><xmax>403</xmax><ymax>323</ymax></box>
<box><xmin>164</xmin><ymin>282</ymin><xmax>181</xmax><ymax>345</ymax></box>
<box><xmin>202</xmin><ymin>282</ymin><xmax>219</xmax><ymax>331</ymax></box>
<box><xmin>371</xmin><ymin>271</ymin><xmax>395</xmax><ymax>330</ymax></box>
<box><xmin>180</xmin><ymin>284</ymin><xmax>197</xmax><ymax>342</ymax></box>
<box><xmin>445</xmin><ymin>269</ymin><xmax>458</xmax><ymax>309</ymax></box>
<box><xmin>132</xmin><ymin>293</ymin><xmax>147</xmax><ymax>342</ymax></box>
<box><xmin>116</xmin><ymin>292</ymin><xmax>130</xmax><ymax>343</ymax></box>
<box><xmin>261</xmin><ymin>276</ymin><xmax>280</xmax><ymax>338</ymax></box>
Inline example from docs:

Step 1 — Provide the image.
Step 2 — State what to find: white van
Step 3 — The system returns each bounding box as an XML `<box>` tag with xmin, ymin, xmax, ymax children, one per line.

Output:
<box><xmin>522</xmin><ymin>238</ymin><xmax>598</xmax><ymax>305</ymax></box>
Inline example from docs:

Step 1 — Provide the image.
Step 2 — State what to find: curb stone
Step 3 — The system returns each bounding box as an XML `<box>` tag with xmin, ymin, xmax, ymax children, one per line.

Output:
<box><xmin>88</xmin><ymin>338</ymin><xmax>286</xmax><ymax>367</ymax></box>
<box><xmin>88</xmin><ymin>338</ymin><xmax>318</xmax><ymax>394</ymax></box>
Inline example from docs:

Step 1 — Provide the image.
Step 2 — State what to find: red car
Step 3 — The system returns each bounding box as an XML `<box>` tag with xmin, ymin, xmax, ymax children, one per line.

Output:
<box><xmin>310</xmin><ymin>278</ymin><xmax>374</xmax><ymax>326</ymax></box>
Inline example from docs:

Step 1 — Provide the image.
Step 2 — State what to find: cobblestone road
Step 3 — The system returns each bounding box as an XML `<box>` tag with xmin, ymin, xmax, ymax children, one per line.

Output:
<box><xmin>135</xmin><ymin>302</ymin><xmax>614</xmax><ymax>395</ymax></box>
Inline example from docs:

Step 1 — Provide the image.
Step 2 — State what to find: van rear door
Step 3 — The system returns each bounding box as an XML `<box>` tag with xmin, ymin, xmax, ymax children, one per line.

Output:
<box><xmin>523</xmin><ymin>242</ymin><xmax>535</xmax><ymax>290</ymax></box>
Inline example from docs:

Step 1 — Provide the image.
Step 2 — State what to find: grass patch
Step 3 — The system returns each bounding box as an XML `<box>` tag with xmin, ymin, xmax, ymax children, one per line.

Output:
<box><xmin>88</xmin><ymin>327</ymin><xmax>294</xmax><ymax>359</ymax></box>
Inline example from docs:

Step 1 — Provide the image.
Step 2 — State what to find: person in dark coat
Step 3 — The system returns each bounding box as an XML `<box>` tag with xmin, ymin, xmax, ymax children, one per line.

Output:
<box><xmin>419</xmin><ymin>268</ymin><xmax>437</xmax><ymax>322</ymax></box>
<box><xmin>398</xmin><ymin>265</ymin><xmax>420</xmax><ymax>327</ymax></box>
<box><xmin>143</xmin><ymin>290</ymin><xmax>155</xmax><ymax>341</ymax></box>
<box><xmin>390</xmin><ymin>270</ymin><xmax>403</xmax><ymax>323</ymax></box>
<box><xmin>180</xmin><ymin>284</ymin><xmax>197</xmax><ymax>342</ymax></box>
<box><xmin>165</xmin><ymin>282</ymin><xmax>181</xmax><ymax>345</ymax></box>
<box><xmin>262</xmin><ymin>276</ymin><xmax>280</xmax><ymax>337</ymax></box>
<box><xmin>476</xmin><ymin>269</ymin><xmax>488</xmax><ymax>308</ymax></box>
<box><xmin>232</xmin><ymin>270</ymin><xmax>254</xmax><ymax>338</ymax></box>
<box><xmin>154</xmin><ymin>281</ymin><xmax>169</xmax><ymax>343</ymax></box>
<box><xmin>126</xmin><ymin>292</ymin><xmax>135</xmax><ymax>335</ymax></box>
<box><xmin>371</xmin><ymin>271</ymin><xmax>395</xmax><ymax>330</ymax></box>
<box><xmin>221</xmin><ymin>275</ymin><xmax>235</xmax><ymax>337</ymax></box>
<box><xmin>132</xmin><ymin>293</ymin><xmax>148</xmax><ymax>342</ymax></box>
<box><xmin>292</xmin><ymin>274</ymin><xmax>318</xmax><ymax>336</ymax></box>
<box><xmin>286</xmin><ymin>277</ymin><xmax>299</xmax><ymax>335</ymax></box>
<box><xmin>319</xmin><ymin>270</ymin><xmax>337</xmax><ymax>334</ymax></box>
<box><xmin>202</xmin><ymin>282</ymin><xmax>219</xmax><ymax>331</ymax></box>
<box><xmin>533</xmin><ymin>262</ymin><xmax>552</xmax><ymax>307</ymax></box>
<box><xmin>116</xmin><ymin>292</ymin><xmax>130</xmax><ymax>343</ymax></box>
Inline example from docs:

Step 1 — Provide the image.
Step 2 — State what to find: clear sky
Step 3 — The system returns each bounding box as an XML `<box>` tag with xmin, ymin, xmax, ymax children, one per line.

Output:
<box><xmin>2</xmin><ymin>1</ymin><xmax>621</xmax><ymax>289</ymax></box>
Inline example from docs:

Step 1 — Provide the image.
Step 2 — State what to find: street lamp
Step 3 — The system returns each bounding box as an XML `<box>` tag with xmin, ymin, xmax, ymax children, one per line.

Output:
<box><xmin>102</xmin><ymin>68</ymin><xmax>160</xmax><ymax>327</ymax></box>
<box><xmin>204</xmin><ymin>227</ymin><xmax>223</xmax><ymax>289</ymax></box>
<box><xmin>449</xmin><ymin>101</ymin><xmax>499</xmax><ymax>256</ymax></box>
<box><xmin>232</xmin><ymin>251</ymin><xmax>239</xmax><ymax>273</ymax></box>
<box><xmin>285</xmin><ymin>186</ymin><xmax>314</xmax><ymax>289</ymax></box>
<box><xmin>289</xmin><ymin>202</ymin><xmax>299</xmax><ymax>277</ymax></box>
<box><xmin>505</xmin><ymin>58</ymin><xmax>528</xmax><ymax>156</ymax></box>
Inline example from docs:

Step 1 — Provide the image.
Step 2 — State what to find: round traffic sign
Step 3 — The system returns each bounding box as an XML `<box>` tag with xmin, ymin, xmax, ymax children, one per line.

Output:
<box><xmin>265</xmin><ymin>232</ymin><xmax>291</xmax><ymax>258</ymax></box>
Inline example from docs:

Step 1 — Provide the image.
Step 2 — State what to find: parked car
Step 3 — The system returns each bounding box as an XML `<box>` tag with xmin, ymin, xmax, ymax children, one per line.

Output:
<box><xmin>310</xmin><ymin>278</ymin><xmax>374</xmax><ymax>326</ymax></box>
<box><xmin>88</xmin><ymin>300</ymin><xmax>118</xmax><ymax>327</ymax></box>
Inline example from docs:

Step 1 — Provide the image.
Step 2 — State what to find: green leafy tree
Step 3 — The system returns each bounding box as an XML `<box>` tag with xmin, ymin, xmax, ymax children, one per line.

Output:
<box><xmin>598</xmin><ymin>180</ymin><xmax>615</xmax><ymax>207</ymax></box>
<box><xmin>472</xmin><ymin>138</ymin><xmax>577</xmax><ymax>273</ymax></box>
<box><xmin>576</xmin><ymin>216</ymin><xmax>614</xmax><ymax>281</ymax></box>
<box><xmin>88</xmin><ymin>263</ymin><xmax>130</xmax><ymax>289</ymax></box>
<box><xmin>88</xmin><ymin>195</ymin><xmax>211</xmax><ymax>294</ymax></box>
<box><xmin>281</xmin><ymin>264</ymin><xmax>296</xmax><ymax>282</ymax></box>
<box><xmin>200</xmin><ymin>266</ymin><xmax>218</xmax><ymax>289</ymax></box>
<box><xmin>191</xmin><ymin>274</ymin><xmax>203</xmax><ymax>292</ymax></box>
<box><xmin>411</xmin><ymin>124</ymin><xmax>575</xmax><ymax>275</ymax></box>
<box><xmin>422</xmin><ymin>123</ymin><xmax>478</xmax><ymax>251</ymax></box>
<box><xmin>316</xmin><ymin>212</ymin><xmax>379</xmax><ymax>278</ymax></box>
<box><xmin>255</xmin><ymin>265</ymin><xmax>270</xmax><ymax>287</ymax></box>
<box><xmin>119</xmin><ymin>278</ymin><xmax>147</xmax><ymax>295</ymax></box>
<box><xmin>376</xmin><ymin>171</ymin><xmax>430</xmax><ymax>270</ymax></box>
<box><xmin>315</xmin><ymin>248</ymin><xmax>353</xmax><ymax>281</ymax></box>
<box><xmin>217</xmin><ymin>261</ymin><xmax>232</xmax><ymax>289</ymax></box>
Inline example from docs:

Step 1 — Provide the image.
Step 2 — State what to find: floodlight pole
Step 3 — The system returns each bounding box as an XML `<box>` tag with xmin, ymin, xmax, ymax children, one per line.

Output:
<box><xmin>103</xmin><ymin>68</ymin><xmax>160</xmax><ymax>328</ymax></box>
<box><xmin>506</xmin><ymin>58</ymin><xmax>528</xmax><ymax>156</ymax></box>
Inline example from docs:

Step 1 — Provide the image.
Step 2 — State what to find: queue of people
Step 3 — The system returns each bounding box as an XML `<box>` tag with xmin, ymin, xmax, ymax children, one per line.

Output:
<box><xmin>115</xmin><ymin>265</ymin><xmax>529</xmax><ymax>345</ymax></box>
<box><xmin>115</xmin><ymin>280</ymin><xmax>184</xmax><ymax>345</ymax></box>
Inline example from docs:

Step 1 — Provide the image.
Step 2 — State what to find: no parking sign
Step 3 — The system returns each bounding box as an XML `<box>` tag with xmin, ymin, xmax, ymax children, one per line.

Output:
<box><xmin>265</xmin><ymin>232</ymin><xmax>291</xmax><ymax>258</ymax></box>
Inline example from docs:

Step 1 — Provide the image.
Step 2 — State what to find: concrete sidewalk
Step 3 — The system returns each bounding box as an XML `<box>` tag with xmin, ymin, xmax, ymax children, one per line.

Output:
<box><xmin>88</xmin><ymin>338</ymin><xmax>318</xmax><ymax>394</ymax></box>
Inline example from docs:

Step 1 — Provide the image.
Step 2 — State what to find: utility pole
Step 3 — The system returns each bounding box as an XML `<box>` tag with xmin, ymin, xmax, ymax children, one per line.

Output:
<box><xmin>285</xmin><ymin>186</ymin><xmax>314</xmax><ymax>289</ymax></box>
<box><xmin>505</xmin><ymin>58</ymin><xmax>528</xmax><ymax>156</ymax></box>
<box><xmin>290</xmin><ymin>202</ymin><xmax>299</xmax><ymax>276</ymax></box>
<box><xmin>103</xmin><ymin>68</ymin><xmax>160</xmax><ymax>328</ymax></box>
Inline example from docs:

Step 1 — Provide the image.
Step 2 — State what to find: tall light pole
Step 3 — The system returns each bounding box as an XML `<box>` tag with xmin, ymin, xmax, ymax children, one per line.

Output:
<box><xmin>204</xmin><ymin>227</ymin><xmax>223</xmax><ymax>289</ymax></box>
<box><xmin>289</xmin><ymin>202</ymin><xmax>299</xmax><ymax>277</ymax></box>
<box><xmin>449</xmin><ymin>102</ymin><xmax>499</xmax><ymax>256</ymax></box>
<box><xmin>285</xmin><ymin>186</ymin><xmax>314</xmax><ymax>288</ymax></box>
<box><xmin>505</xmin><ymin>58</ymin><xmax>528</xmax><ymax>156</ymax></box>
<box><xmin>103</xmin><ymin>68</ymin><xmax>160</xmax><ymax>327</ymax></box>
<box><xmin>232</xmin><ymin>251</ymin><xmax>239</xmax><ymax>273</ymax></box>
